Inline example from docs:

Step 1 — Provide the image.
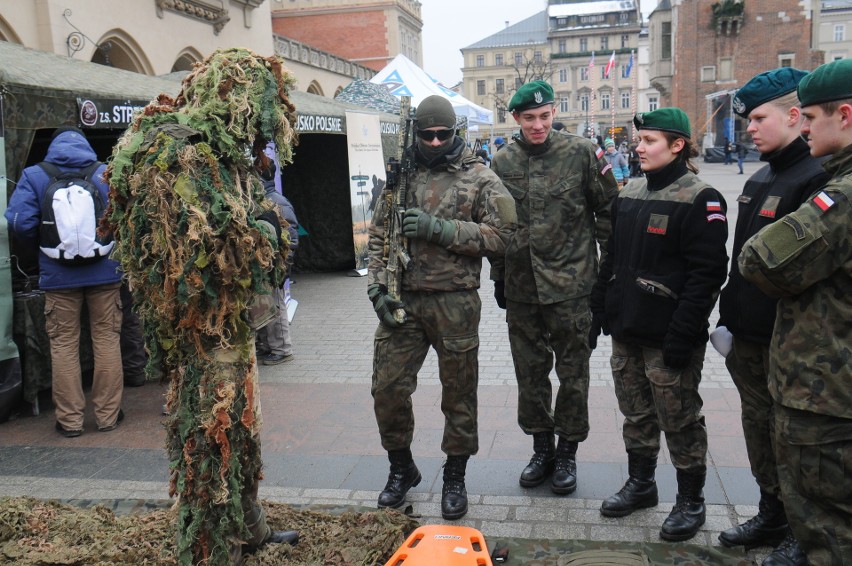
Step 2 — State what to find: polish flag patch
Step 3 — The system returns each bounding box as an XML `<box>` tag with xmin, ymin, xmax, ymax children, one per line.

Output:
<box><xmin>595</xmin><ymin>147</ymin><xmax>604</xmax><ymax>159</ymax></box>
<box><xmin>813</xmin><ymin>191</ymin><xmax>835</xmax><ymax>212</ymax></box>
<box><xmin>706</xmin><ymin>201</ymin><xmax>722</xmax><ymax>212</ymax></box>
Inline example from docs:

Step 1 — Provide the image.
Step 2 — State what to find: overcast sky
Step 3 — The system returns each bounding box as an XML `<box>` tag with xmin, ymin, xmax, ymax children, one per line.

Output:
<box><xmin>420</xmin><ymin>0</ymin><xmax>659</xmax><ymax>86</ymax></box>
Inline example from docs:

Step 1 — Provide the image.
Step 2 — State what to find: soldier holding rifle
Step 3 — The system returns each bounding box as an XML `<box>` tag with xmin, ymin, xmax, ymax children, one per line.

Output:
<box><xmin>367</xmin><ymin>95</ymin><xmax>516</xmax><ymax>520</ymax></box>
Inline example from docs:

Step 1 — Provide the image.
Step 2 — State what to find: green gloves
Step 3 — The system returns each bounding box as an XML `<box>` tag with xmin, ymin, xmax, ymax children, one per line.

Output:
<box><xmin>367</xmin><ymin>284</ymin><xmax>406</xmax><ymax>327</ymax></box>
<box><xmin>402</xmin><ymin>208</ymin><xmax>455</xmax><ymax>247</ymax></box>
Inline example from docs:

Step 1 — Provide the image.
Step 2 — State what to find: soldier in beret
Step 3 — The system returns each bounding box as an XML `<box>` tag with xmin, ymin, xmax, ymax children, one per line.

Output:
<box><xmin>739</xmin><ymin>57</ymin><xmax>852</xmax><ymax>566</ymax></box>
<box><xmin>368</xmin><ymin>95</ymin><xmax>516</xmax><ymax>520</ymax></box>
<box><xmin>591</xmin><ymin>108</ymin><xmax>729</xmax><ymax>542</ymax></box>
<box><xmin>490</xmin><ymin>80</ymin><xmax>618</xmax><ymax>496</ymax></box>
<box><xmin>716</xmin><ymin>68</ymin><xmax>830</xmax><ymax>564</ymax></box>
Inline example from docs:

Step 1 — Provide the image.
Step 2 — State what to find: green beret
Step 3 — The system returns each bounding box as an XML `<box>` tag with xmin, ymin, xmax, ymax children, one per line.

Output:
<box><xmin>798</xmin><ymin>59</ymin><xmax>852</xmax><ymax>107</ymax></box>
<box><xmin>733</xmin><ymin>67</ymin><xmax>809</xmax><ymax>117</ymax></box>
<box><xmin>508</xmin><ymin>80</ymin><xmax>554</xmax><ymax>112</ymax></box>
<box><xmin>633</xmin><ymin>107</ymin><xmax>691</xmax><ymax>137</ymax></box>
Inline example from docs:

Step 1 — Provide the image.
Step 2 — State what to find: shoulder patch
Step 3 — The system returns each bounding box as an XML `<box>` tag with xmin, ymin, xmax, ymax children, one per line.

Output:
<box><xmin>600</xmin><ymin>163</ymin><xmax>613</xmax><ymax>176</ymax></box>
<box><xmin>706</xmin><ymin>200</ymin><xmax>722</xmax><ymax>212</ymax></box>
<box><xmin>595</xmin><ymin>147</ymin><xmax>604</xmax><ymax>160</ymax></box>
<box><xmin>759</xmin><ymin>196</ymin><xmax>781</xmax><ymax>218</ymax></box>
<box><xmin>707</xmin><ymin>213</ymin><xmax>727</xmax><ymax>223</ymax></box>
<box><xmin>812</xmin><ymin>191</ymin><xmax>835</xmax><ymax>212</ymax></box>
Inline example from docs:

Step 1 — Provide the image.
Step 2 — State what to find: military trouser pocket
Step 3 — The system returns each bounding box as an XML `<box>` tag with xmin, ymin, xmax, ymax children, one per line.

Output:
<box><xmin>780</xmin><ymin>414</ymin><xmax>852</xmax><ymax>505</ymax></box>
<box><xmin>441</xmin><ymin>334</ymin><xmax>479</xmax><ymax>394</ymax></box>
<box><xmin>371</xmin><ymin>324</ymin><xmax>395</xmax><ymax>393</ymax></box>
<box><xmin>646</xmin><ymin>364</ymin><xmax>690</xmax><ymax>432</ymax></box>
<box><xmin>610</xmin><ymin>355</ymin><xmax>635</xmax><ymax>417</ymax></box>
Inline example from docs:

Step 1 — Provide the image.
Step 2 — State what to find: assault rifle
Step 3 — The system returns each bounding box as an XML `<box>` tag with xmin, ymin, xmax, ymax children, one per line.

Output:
<box><xmin>383</xmin><ymin>96</ymin><xmax>415</xmax><ymax>325</ymax></box>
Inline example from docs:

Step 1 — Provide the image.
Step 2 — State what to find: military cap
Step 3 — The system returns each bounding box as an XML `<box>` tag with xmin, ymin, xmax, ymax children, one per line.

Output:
<box><xmin>416</xmin><ymin>95</ymin><xmax>457</xmax><ymax>129</ymax></box>
<box><xmin>732</xmin><ymin>68</ymin><xmax>808</xmax><ymax>117</ymax></box>
<box><xmin>797</xmin><ymin>58</ymin><xmax>852</xmax><ymax>107</ymax></box>
<box><xmin>508</xmin><ymin>80</ymin><xmax>554</xmax><ymax>112</ymax></box>
<box><xmin>633</xmin><ymin>107</ymin><xmax>691</xmax><ymax>137</ymax></box>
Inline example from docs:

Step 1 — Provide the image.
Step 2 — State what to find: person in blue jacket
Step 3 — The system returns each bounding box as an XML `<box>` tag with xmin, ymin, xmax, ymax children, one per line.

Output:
<box><xmin>5</xmin><ymin>126</ymin><xmax>124</xmax><ymax>437</ymax></box>
<box><xmin>604</xmin><ymin>138</ymin><xmax>630</xmax><ymax>187</ymax></box>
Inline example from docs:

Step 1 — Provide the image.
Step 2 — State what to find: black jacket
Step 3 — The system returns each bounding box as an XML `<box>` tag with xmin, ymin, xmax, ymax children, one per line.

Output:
<box><xmin>718</xmin><ymin>137</ymin><xmax>830</xmax><ymax>344</ymax></box>
<box><xmin>592</xmin><ymin>161</ymin><xmax>729</xmax><ymax>348</ymax></box>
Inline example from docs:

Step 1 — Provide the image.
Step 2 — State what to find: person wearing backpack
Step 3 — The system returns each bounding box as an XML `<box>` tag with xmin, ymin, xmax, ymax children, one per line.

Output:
<box><xmin>5</xmin><ymin>126</ymin><xmax>124</xmax><ymax>437</ymax></box>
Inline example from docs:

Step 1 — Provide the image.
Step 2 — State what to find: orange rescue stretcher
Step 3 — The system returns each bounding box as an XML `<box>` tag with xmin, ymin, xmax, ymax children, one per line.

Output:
<box><xmin>385</xmin><ymin>525</ymin><xmax>497</xmax><ymax>565</ymax></box>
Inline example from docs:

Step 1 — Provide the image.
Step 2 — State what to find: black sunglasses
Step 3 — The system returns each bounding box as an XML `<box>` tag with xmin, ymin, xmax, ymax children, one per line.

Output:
<box><xmin>416</xmin><ymin>129</ymin><xmax>454</xmax><ymax>142</ymax></box>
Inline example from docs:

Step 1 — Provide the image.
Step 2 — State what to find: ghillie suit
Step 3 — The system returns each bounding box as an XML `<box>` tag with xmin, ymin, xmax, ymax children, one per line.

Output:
<box><xmin>103</xmin><ymin>48</ymin><xmax>297</xmax><ymax>565</ymax></box>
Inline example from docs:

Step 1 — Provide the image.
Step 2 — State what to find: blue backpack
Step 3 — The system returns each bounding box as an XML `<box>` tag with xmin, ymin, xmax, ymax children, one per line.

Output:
<box><xmin>37</xmin><ymin>161</ymin><xmax>114</xmax><ymax>264</ymax></box>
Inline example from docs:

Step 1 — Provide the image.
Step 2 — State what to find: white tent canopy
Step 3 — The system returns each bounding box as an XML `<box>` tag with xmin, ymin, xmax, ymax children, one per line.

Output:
<box><xmin>370</xmin><ymin>54</ymin><xmax>493</xmax><ymax>126</ymax></box>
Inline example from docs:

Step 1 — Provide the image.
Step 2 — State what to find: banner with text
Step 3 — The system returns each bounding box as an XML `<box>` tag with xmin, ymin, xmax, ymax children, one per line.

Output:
<box><xmin>345</xmin><ymin>111</ymin><xmax>387</xmax><ymax>273</ymax></box>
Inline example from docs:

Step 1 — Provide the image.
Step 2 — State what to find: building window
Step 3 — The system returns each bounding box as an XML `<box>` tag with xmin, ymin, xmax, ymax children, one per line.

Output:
<box><xmin>558</xmin><ymin>39</ymin><xmax>567</xmax><ymax>53</ymax></box>
<box><xmin>534</xmin><ymin>51</ymin><xmax>542</xmax><ymax>63</ymax></box>
<box><xmin>560</xmin><ymin>96</ymin><xmax>569</xmax><ymax>113</ymax></box>
<box><xmin>495</xmin><ymin>53</ymin><xmax>504</xmax><ymax>66</ymax></box>
<box><xmin>835</xmin><ymin>24</ymin><xmax>845</xmax><ymax>42</ymax></box>
<box><xmin>601</xmin><ymin>65</ymin><xmax>609</xmax><ymax>80</ymax></box>
<box><xmin>580</xmin><ymin>37</ymin><xmax>588</xmax><ymax>52</ymax></box>
<box><xmin>622</xmin><ymin>64</ymin><xmax>631</xmax><ymax>79</ymax></box>
<box><xmin>601</xmin><ymin>92</ymin><xmax>611</xmax><ymax>110</ymax></box>
<box><xmin>779</xmin><ymin>54</ymin><xmax>794</xmax><ymax>67</ymax></box>
<box><xmin>700</xmin><ymin>66</ymin><xmax>716</xmax><ymax>82</ymax></box>
<box><xmin>477</xmin><ymin>80</ymin><xmax>485</xmax><ymax>95</ymax></box>
<box><xmin>580</xmin><ymin>94</ymin><xmax>589</xmax><ymax>112</ymax></box>
<box><xmin>601</xmin><ymin>36</ymin><xmax>609</xmax><ymax>50</ymax></box>
<box><xmin>621</xmin><ymin>34</ymin><xmax>629</xmax><ymax>48</ymax></box>
<box><xmin>719</xmin><ymin>58</ymin><xmax>733</xmax><ymax>80</ymax></box>
<box><xmin>515</xmin><ymin>52</ymin><xmax>523</xmax><ymax>66</ymax></box>
<box><xmin>580</xmin><ymin>67</ymin><xmax>589</xmax><ymax>81</ymax></box>
<box><xmin>559</xmin><ymin>68</ymin><xmax>568</xmax><ymax>83</ymax></box>
<box><xmin>498</xmin><ymin>109</ymin><xmax>506</xmax><ymax>123</ymax></box>
<box><xmin>515</xmin><ymin>77</ymin><xmax>524</xmax><ymax>89</ymax></box>
<box><xmin>476</xmin><ymin>54</ymin><xmax>484</xmax><ymax>67</ymax></box>
<box><xmin>648</xmin><ymin>95</ymin><xmax>658</xmax><ymax>111</ymax></box>
<box><xmin>621</xmin><ymin>91</ymin><xmax>631</xmax><ymax>109</ymax></box>
<box><xmin>557</xmin><ymin>17</ymin><xmax>567</xmax><ymax>27</ymax></box>
<box><xmin>661</xmin><ymin>21</ymin><xmax>672</xmax><ymax>59</ymax></box>
<box><xmin>496</xmin><ymin>78</ymin><xmax>504</xmax><ymax>94</ymax></box>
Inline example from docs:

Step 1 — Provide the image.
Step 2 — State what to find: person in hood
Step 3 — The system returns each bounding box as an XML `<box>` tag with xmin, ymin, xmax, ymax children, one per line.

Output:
<box><xmin>5</xmin><ymin>126</ymin><xmax>124</xmax><ymax>437</ymax></box>
<box><xmin>367</xmin><ymin>94</ymin><xmax>516</xmax><ymax>521</ymax></box>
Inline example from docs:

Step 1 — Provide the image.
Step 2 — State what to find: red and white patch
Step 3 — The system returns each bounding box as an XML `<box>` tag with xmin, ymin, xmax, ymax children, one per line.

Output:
<box><xmin>706</xmin><ymin>213</ymin><xmax>726</xmax><ymax>223</ymax></box>
<box><xmin>595</xmin><ymin>147</ymin><xmax>604</xmax><ymax>159</ymax></box>
<box><xmin>813</xmin><ymin>191</ymin><xmax>835</xmax><ymax>212</ymax></box>
<box><xmin>601</xmin><ymin>163</ymin><xmax>613</xmax><ymax>176</ymax></box>
<box><xmin>706</xmin><ymin>201</ymin><xmax>722</xmax><ymax>212</ymax></box>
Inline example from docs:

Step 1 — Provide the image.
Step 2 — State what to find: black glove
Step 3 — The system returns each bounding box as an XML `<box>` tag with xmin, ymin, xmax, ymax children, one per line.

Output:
<box><xmin>663</xmin><ymin>334</ymin><xmax>693</xmax><ymax>369</ymax></box>
<box><xmin>588</xmin><ymin>312</ymin><xmax>609</xmax><ymax>349</ymax></box>
<box><xmin>367</xmin><ymin>283</ymin><xmax>405</xmax><ymax>327</ymax></box>
<box><xmin>494</xmin><ymin>280</ymin><xmax>506</xmax><ymax>309</ymax></box>
<box><xmin>257</xmin><ymin>159</ymin><xmax>277</xmax><ymax>183</ymax></box>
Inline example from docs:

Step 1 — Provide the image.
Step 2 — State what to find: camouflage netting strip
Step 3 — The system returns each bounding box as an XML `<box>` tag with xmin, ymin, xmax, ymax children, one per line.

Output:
<box><xmin>0</xmin><ymin>497</ymin><xmax>419</xmax><ymax>565</ymax></box>
<box><xmin>103</xmin><ymin>48</ymin><xmax>297</xmax><ymax>565</ymax></box>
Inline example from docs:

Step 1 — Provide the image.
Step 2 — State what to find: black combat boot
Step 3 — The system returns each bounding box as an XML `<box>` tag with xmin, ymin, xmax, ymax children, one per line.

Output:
<box><xmin>762</xmin><ymin>530</ymin><xmax>808</xmax><ymax>566</ymax></box>
<box><xmin>600</xmin><ymin>452</ymin><xmax>658</xmax><ymax>517</ymax></box>
<box><xmin>551</xmin><ymin>438</ymin><xmax>578</xmax><ymax>495</ymax></box>
<box><xmin>718</xmin><ymin>490</ymin><xmax>788</xmax><ymax>549</ymax></box>
<box><xmin>377</xmin><ymin>449</ymin><xmax>421</xmax><ymax>509</ymax></box>
<box><xmin>660</xmin><ymin>467</ymin><xmax>706</xmax><ymax>542</ymax></box>
<box><xmin>441</xmin><ymin>455</ymin><xmax>469</xmax><ymax>520</ymax></box>
<box><xmin>519</xmin><ymin>432</ymin><xmax>555</xmax><ymax>487</ymax></box>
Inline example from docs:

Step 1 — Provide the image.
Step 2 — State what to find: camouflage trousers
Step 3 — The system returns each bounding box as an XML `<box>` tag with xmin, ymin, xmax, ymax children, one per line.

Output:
<box><xmin>372</xmin><ymin>290</ymin><xmax>481</xmax><ymax>456</ymax></box>
<box><xmin>774</xmin><ymin>404</ymin><xmax>852</xmax><ymax>565</ymax></box>
<box><xmin>506</xmin><ymin>297</ymin><xmax>591</xmax><ymax>442</ymax></box>
<box><xmin>725</xmin><ymin>337</ymin><xmax>780</xmax><ymax>496</ymax></box>
<box><xmin>610</xmin><ymin>339</ymin><xmax>707</xmax><ymax>470</ymax></box>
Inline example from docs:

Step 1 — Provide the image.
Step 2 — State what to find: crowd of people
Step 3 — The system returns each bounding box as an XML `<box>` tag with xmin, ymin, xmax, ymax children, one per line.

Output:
<box><xmin>4</xmin><ymin>53</ymin><xmax>850</xmax><ymax>565</ymax></box>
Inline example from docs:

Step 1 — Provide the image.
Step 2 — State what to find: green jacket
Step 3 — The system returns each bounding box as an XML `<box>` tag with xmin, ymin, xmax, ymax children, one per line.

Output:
<box><xmin>490</xmin><ymin>130</ymin><xmax>618</xmax><ymax>304</ymax></box>
<box><xmin>368</xmin><ymin>140</ymin><xmax>516</xmax><ymax>292</ymax></box>
<box><xmin>739</xmin><ymin>143</ymin><xmax>852</xmax><ymax>419</ymax></box>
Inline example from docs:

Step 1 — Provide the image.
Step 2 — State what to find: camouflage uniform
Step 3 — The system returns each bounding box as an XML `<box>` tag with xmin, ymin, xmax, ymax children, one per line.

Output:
<box><xmin>717</xmin><ymin>137</ymin><xmax>829</xmax><ymax>498</ymax></box>
<box><xmin>368</xmin><ymin>141</ymin><xmax>515</xmax><ymax>456</ymax></box>
<box><xmin>593</xmin><ymin>164</ymin><xmax>729</xmax><ymax>470</ymax></box>
<box><xmin>490</xmin><ymin>130</ymin><xmax>617</xmax><ymax>440</ymax></box>
<box><xmin>739</xmin><ymin>143</ymin><xmax>852</xmax><ymax>565</ymax></box>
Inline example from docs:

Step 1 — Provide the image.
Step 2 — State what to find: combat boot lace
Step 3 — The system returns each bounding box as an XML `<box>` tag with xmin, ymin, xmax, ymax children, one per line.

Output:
<box><xmin>600</xmin><ymin>452</ymin><xmax>658</xmax><ymax>517</ymax></box>
<box><xmin>377</xmin><ymin>449</ymin><xmax>421</xmax><ymax>509</ymax></box>
<box><xmin>551</xmin><ymin>438</ymin><xmax>578</xmax><ymax>495</ymax></box>
<box><xmin>519</xmin><ymin>432</ymin><xmax>555</xmax><ymax>487</ymax></box>
<box><xmin>761</xmin><ymin>530</ymin><xmax>807</xmax><ymax>566</ymax></box>
<box><xmin>441</xmin><ymin>455</ymin><xmax>469</xmax><ymax>520</ymax></box>
<box><xmin>718</xmin><ymin>491</ymin><xmax>788</xmax><ymax>549</ymax></box>
<box><xmin>660</xmin><ymin>468</ymin><xmax>706</xmax><ymax>541</ymax></box>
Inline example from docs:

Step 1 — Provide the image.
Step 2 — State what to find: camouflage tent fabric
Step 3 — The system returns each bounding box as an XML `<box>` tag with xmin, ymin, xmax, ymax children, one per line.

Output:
<box><xmin>335</xmin><ymin>78</ymin><xmax>401</xmax><ymax>115</ymax></box>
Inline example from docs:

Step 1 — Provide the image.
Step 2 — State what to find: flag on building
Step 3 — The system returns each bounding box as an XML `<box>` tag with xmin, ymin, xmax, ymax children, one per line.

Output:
<box><xmin>604</xmin><ymin>50</ymin><xmax>616</xmax><ymax>78</ymax></box>
<box><xmin>588</xmin><ymin>51</ymin><xmax>595</xmax><ymax>68</ymax></box>
<box><xmin>625</xmin><ymin>50</ymin><xmax>634</xmax><ymax>77</ymax></box>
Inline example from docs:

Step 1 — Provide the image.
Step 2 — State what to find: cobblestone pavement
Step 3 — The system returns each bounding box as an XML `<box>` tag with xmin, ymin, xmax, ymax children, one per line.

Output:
<box><xmin>1</xmin><ymin>161</ymin><xmax>775</xmax><ymax>563</ymax></box>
